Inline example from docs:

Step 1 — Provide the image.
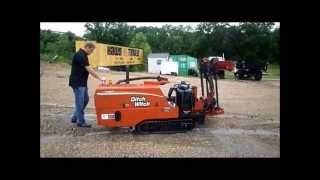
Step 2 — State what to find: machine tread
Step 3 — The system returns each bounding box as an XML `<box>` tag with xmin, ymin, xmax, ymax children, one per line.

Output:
<box><xmin>134</xmin><ymin>119</ymin><xmax>195</xmax><ymax>134</ymax></box>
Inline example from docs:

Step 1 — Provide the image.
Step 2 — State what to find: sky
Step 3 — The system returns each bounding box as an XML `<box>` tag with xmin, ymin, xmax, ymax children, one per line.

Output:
<box><xmin>40</xmin><ymin>22</ymin><xmax>280</xmax><ymax>37</ymax></box>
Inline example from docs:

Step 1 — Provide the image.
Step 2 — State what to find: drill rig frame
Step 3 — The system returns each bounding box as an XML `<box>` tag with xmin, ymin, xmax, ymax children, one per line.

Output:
<box><xmin>93</xmin><ymin>57</ymin><xmax>234</xmax><ymax>133</ymax></box>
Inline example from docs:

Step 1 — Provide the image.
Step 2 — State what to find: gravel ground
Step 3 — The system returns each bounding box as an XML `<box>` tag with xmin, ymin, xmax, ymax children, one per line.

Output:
<box><xmin>40</xmin><ymin>61</ymin><xmax>280</xmax><ymax>157</ymax></box>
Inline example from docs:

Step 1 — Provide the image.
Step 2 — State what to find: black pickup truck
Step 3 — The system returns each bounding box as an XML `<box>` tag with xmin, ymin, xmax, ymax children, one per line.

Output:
<box><xmin>234</xmin><ymin>61</ymin><xmax>268</xmax><ymax>81</ymax></box>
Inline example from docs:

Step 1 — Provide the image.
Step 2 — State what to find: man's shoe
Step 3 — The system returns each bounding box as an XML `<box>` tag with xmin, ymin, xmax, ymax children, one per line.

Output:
<box><xmin>77</xmin><ymin>123</ymin><xmax>92</xmax><ymax>128</ymax></box>
<box><xmin>71</xmin><ymin>119</ymin><xmax>77</xmax><ymax>123</ymax></box>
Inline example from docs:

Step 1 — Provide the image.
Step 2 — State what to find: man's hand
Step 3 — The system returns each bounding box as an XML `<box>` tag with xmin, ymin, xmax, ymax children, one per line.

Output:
<box><xmin>100</xmin><ymin>77</ymin><xmax>106</xmax><ymax>84</ymax></box>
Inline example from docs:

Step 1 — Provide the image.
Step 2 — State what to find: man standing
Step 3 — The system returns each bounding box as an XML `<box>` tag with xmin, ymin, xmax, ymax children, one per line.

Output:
<box><xmin>69</xmin><ymin>42</ymin><xmax>107</xmax><ymax>127</ymax></box>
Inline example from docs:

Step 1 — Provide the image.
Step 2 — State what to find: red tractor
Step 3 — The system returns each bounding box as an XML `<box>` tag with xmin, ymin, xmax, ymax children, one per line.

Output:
<box><xmin>94</xmin><ymin>57</ymin><xmax>234</xmax><ymax>133</ymax></box>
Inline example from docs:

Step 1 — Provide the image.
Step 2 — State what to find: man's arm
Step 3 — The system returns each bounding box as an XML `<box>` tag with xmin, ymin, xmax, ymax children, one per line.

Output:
<box><xmin>85</xmin><ymin>66</ymin><xmax>104</xmax><ymax>81</ymax></box>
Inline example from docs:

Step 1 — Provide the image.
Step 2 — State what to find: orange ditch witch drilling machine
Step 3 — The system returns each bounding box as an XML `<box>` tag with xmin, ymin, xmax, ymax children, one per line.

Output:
<box><xmin>94</xmin><ymin>58</ymin><xmax>234</xmax><ymax>133</ymax></box>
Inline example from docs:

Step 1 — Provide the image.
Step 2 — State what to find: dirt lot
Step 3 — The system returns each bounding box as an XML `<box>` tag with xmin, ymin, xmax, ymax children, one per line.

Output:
<box><xmin>40</xmin><ymin>61</ymin><xmax>280</xmax><ymax>157</ymax></box>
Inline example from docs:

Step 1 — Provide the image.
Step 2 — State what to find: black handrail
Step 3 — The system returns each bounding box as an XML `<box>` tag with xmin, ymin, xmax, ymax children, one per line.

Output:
<box><xmin>116</xmin><ymin>76</ymin><xmax>168</xmax><ymax>84</ymax></box>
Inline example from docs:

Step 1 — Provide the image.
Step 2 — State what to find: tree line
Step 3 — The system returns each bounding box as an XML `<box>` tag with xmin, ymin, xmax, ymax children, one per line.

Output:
<box><xmin>40</xmin><ymin>22</ymin><xmax>279</xmax><ymax>69</ymax></box>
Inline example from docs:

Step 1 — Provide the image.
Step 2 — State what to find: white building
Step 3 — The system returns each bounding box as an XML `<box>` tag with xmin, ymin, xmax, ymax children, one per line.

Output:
<box><xmin>148</xmin><ymin>53</ymin><xmax>169</xmax><ymax>74</ymax></box>
<box><xmin>148</xmin><ymin>53</ymin><xmax>178</xmax><ymax>75</ymax></box>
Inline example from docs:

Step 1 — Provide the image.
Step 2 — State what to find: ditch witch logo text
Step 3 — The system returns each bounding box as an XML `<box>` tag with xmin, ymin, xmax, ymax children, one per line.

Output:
<box><xmin>130</xmin><ymin>96</ymin><xmax>150</xmax><ymax>107</ymax></box>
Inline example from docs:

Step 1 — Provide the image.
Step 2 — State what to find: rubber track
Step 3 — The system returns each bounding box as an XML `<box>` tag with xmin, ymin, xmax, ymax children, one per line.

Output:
<box><xmin>134</xmin><ymin>119</ymin><xmax>195</xmax><ymax>134</ymax></box>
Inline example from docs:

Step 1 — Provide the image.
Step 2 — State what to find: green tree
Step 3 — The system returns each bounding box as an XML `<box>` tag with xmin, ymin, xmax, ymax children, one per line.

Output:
<box><xmin>270</xmin><ymin>27</ymin><xmax>280</xmax><ymax>64</ymax></box>
<box><xmin>40</xmin><ymin>30</ymin><xmax>78</xmax><ymax>64</ymax></box>
<box><xmin>84</xmin><ymin>22</ymin><xmax>134</xmax><ymax>46</ymax></box>
<box><xmin>194</xmin><ymin>22</ymin><xmax>230</xmax><ymax>57</ymax></box>
<box><xmin>129</xmin><ymin>32</ymin><xmax>152</xmax><ymax>71</ymax></box>
<box><xmin>237</xmin><ymin>22</ymin><xmax>275</xmax><ymax>64</ymax></box>
<box><xmin>41</xmin><ymin>22</ymin><xmax>280</xmax><ymax>67</ymax></box>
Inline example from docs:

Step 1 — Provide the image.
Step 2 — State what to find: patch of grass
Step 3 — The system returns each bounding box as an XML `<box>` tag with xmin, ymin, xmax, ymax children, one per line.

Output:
<box><xmin>264</xmin><ymin>63</ymin><xmax>280</xmax><ymax>79</ymax></box>
<box><xmin>225</xmin><ymin>71</ymin><xmax>236</xmax><ymax>80</ymax></box>
<box><xmin>40</xmin><ymin>53</ymin><xmax>72</xmax><ymax>65</ymax></box>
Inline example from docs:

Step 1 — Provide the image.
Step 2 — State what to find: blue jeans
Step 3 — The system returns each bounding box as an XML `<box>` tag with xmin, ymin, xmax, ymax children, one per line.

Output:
<box><xmin>71</xmin><ymin>86</ymin><xmax>89</xmax><ymax>124</ymax></box>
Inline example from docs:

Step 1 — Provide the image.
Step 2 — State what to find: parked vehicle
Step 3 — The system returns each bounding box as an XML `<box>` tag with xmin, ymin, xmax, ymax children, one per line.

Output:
<box><xmin>234</xmin><ymin>61</ymin><xmax>269</xmax><ymax>81</ymax></box>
